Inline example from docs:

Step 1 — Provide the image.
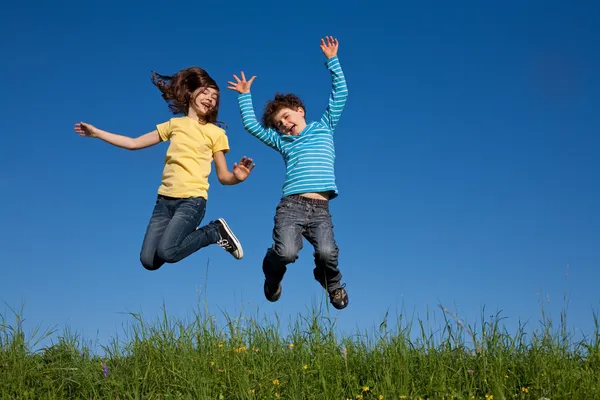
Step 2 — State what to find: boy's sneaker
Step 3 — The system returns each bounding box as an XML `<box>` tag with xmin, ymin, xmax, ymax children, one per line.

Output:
<box><xmin>216</xmin><ymin>218</ymin><xmax>243</xmax><ymax>260</ymax></box>
<box><xmin>264</xmin><ymin>280</ymin><xmax>282</xmax><ymax>302</ymax></box>
<box><xmin>329</xmin><ymin>284</ymin><xmax>349</xmax><ymax>310</ymax></box>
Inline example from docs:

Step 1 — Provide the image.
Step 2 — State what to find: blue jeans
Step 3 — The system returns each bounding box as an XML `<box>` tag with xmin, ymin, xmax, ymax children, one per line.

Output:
<box><xmin>263</xmin><ymin>195</ymin><xmax>342</xmax><ymax>292</ymax></box>
<box><xmin>140</xmin><ymin>195</ymin><xmax>220</xmax><ymax>270</ymax></box>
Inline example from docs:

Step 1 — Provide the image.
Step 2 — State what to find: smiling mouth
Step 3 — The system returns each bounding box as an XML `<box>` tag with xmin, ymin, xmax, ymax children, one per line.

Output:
<box><xmin>201</xmin><ymin>102</ymin><xmax>212</xmax><ymax>110</ymax></box>
<box><xmin>288</xmin><ymin>125</ymin><xmax>296</xmax><ymax>134</ymax></box>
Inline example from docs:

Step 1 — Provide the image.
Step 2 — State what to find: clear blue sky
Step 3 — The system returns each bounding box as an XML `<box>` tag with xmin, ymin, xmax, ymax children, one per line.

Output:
<box><xmin>1</xmin><ymin>0</ymin><xmax>598</xmax><ymax>350</ymax></box>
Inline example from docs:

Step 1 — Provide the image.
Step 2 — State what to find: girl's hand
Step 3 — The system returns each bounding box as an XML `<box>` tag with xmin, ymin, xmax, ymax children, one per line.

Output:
<box><xmin>320</xmin><ymin>36</ymin><xmax>339</xmax><ymax>59</ymax></box>
<box><xmin>74</xmin><ymin>122</ymin><xmax>100</xmax><ymax>138</ymax></box>
<box><xmin>233</xmin><ymin>156</ymin><xmax>256</xmax><ymax>181</ymax></box>
<box><xmin>227</xmin><ymin>72</ymin><xmax>256</xmax><ymax>94</ymax></box>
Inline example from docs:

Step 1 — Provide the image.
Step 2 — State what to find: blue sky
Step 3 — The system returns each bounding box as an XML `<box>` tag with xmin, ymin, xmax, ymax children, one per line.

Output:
<box><xmin>1</xmin><ymin>0</ymin><xmax>598</xmax><ymax>350</ymax></box>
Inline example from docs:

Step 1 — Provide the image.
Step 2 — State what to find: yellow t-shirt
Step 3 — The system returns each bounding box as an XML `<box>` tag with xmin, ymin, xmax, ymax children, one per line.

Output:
<box><xmin>156</xmin><ymin>116</ymin><xmax>229</xmax><ymax>199</ymax></box>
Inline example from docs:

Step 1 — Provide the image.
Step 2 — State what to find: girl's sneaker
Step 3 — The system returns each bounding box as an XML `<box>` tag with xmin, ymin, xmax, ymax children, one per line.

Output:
<box><xmin>216</xmin><ymin>218</ymin><xmax>243</xmax><ymax>259</ymax></box>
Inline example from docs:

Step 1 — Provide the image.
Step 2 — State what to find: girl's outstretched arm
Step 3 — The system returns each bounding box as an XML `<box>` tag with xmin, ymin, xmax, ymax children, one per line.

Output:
<box><xmin>213</xmin><ymin>152</ymin><xmax>256</xmax><ymax>185</ymax></box>
<box><xmin>74</xmin><ymin>122</ymin><xmax>160</xmax><ymax>150</ymax></box>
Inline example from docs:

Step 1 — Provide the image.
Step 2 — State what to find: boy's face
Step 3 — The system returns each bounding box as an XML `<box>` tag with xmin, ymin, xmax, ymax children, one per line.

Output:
<box><xmin>273</xmin><ymin>107</ymin><xmax>307</xmax><ymax>136</ymax></box>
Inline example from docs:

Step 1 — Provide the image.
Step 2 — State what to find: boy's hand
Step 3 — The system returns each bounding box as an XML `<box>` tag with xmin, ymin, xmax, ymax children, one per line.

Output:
<box><xmin>320</xmin><ymin>36</ymin><xmax>339</xmax><ymax>59</ymax></box>
<box><xmin>227</xmin><ymin>72</ymin><xmax>256</xmax><ymax>94</ymax></box>
<box><xmin>74</xmin><ymin>122</ymin><xmax>100</xmax><ymax>138</ymax></box>
<box><xmin>233</xmin><ymin>156</ymin><xmax>256</xmax><ymax>182</ymax></box>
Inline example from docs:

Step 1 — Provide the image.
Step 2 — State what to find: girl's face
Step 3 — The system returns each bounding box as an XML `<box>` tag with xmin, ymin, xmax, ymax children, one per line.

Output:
<box><xmin>192</xmin><ymin>87</ymin><xmax>219</xmax><ymax>116</ymax></box>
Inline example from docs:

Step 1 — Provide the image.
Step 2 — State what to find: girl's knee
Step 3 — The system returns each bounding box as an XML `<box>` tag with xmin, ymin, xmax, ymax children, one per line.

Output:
<box><xmin>155</xmin><ymin>245</ymin><xmax>178</xmax><ymax>263</ymax></box>
<box><xmin>140</xmin><ymin>254</ymin><xmax>161</xmax><ymax>271</ymax></box>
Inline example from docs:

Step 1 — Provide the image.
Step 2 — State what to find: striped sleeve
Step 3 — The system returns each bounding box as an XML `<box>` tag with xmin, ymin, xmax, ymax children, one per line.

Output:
<box><xmin>320</xmin><ymin>56</ymin><xmax>348</xmax><ymax>132</ymax></box>
<box><xmin>237</xmin><ymin>92</ymin><xmax>281</xmax><ymax>151</ymax></box>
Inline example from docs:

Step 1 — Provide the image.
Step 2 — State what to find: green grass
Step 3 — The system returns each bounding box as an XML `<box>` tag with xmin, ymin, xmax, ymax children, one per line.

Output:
<box><xmin>1</xmin><ymin>298</ymin><xmax>598</xmax><ymax>400</ymax></box>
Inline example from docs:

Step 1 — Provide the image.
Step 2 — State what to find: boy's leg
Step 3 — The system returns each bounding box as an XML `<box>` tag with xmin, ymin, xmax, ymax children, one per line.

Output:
<box><xmin>140</xmin><ymin>196</ymin><xmax>172</xmax><ymax>271</ymax></box>
<box><xmin>155</xmin><ymin>197</ymin><xmax>222</xmax><ymax>263</ymax></box>
<box><xmin>304</xmin><ymin>202</ymin><xmax>348</xmax><ymax>310</ymax></box>
<box><xmin>262</xmin><ymin>197</ymin><xmax>305</xmax><ymax>301</ymax></box>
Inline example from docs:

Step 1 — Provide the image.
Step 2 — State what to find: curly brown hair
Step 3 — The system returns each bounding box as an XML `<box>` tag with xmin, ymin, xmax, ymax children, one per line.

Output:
<box><xmin>262</xmin><ymin>93</ymin><xmax>305</xmax><ymax>130</ymax></box>
<box><xmin>151</xmin><ymin>67</ymin><xmax>220</xmax><ymax>124</ymax></box>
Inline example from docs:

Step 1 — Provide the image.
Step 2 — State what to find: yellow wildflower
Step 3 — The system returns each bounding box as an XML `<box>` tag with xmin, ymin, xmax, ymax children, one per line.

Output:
<box><xmin>272</xmin><ymin>379</ymin><xmax>279</xmax><ymax>385</ymax></box>
<box><xmin>217</xmin><ymin>343</ymin><xmax>223</xmax><ymax>348</ymax></box>
<box><xmin>362</xmin><ymin>387</ymin><xmax>370</xmax><ymax>392</ymax></box>
<box><xmin>275</xmin><ymin>394</ymin><xmax>280</xmax><ymax>399</ymax></box>
<box><xmin>303</xmin><ymin>365</ymin><xmax>308</xmax><ymax>370</ymax></box>
<box><xmin>522</xmin><ymin>387</ymin><xmax>529</xmax><ymax>393</ymax></box>
<box><xmin>378</xmin><ymin>395</ymin><xmax>384</xmax><ymax>400</ymax></box>
<box><xmin>209</xmin><ymin>361</ymin><xmax>215</xmax><ymax>367</ymax></box>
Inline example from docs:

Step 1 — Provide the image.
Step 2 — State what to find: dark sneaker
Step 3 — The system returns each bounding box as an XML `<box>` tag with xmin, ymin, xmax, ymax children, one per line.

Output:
<box><xmin>329</xmin><ymin>284</ymin><xmax>349</xmax><ymax>310</ymax></box>
<box><xmin>264</xmin><ymin>280</ymin><xmax>282</xmax><ymax>302</ymax></box>
<box><xmin>216</xmin><ymin>218</ymin><xmax>243</xmax><ymax>260</ymax></box>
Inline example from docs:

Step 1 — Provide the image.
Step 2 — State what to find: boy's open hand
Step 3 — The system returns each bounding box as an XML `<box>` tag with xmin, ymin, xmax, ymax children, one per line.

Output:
<box><xmin>74</xmin><ymin>122</ymin><xmax>99</xmax><ymax>138</ymax></box>
<box><xmin>320</xmin><ymin>36</ymin><xmax>339</xmax><ymax>59</ymax></box>
<box><xmin>233</xmin><ymin>156</ymin><xmax>256</xmax><ymax>182</ymax></box>
<box><xmin>227</xmin><ymin>72</ymin><xmax>256</xmax><ymax>94</ymax></box>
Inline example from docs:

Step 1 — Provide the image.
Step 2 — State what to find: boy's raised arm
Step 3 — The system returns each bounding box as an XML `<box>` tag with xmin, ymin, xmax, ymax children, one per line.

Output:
<box><xmin>228</xmin><ymin>73</ymin><xmax>281</xmax><ymax>151</ymax></box>
<box><xmin>319</xmin><ymin>36</ymin><xmax>348</xmax><ymax>132</ymax></box>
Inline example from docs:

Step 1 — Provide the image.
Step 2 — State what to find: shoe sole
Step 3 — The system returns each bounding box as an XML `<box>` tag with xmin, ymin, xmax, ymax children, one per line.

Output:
<box><xmin>332</xmin><ymin>299</ymin><xmax>348</xmax><ymax>310</ymax></box>
<box><xmin>264</xmin><ymin>281</ymin><xmax>282</xmax><ymax>302</ymax></box>
<box><xmin>218</xmin><ymin>218</ymin><xmax>243</xmax><ymax>259</ymax></box>
<box><xmin>330</xmin><ymin>289</ymin><xmax>349</xmax><ymax>310</ymax></box>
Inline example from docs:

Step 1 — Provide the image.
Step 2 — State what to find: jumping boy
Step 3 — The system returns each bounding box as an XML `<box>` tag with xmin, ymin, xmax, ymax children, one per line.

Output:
<box><xmin>227</xmin><ymin>36</ymin><xmax>349</xmax><ymax>309</ymax></box>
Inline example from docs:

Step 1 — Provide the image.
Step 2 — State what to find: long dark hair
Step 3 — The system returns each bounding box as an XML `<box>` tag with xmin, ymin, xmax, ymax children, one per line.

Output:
<box><xmin>151</xmin><ymin>67</ymin><xmax>221</xmax><ymax>125</ymax></box>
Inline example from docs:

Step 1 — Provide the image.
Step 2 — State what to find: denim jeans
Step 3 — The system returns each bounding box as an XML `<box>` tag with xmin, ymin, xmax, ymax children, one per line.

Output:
<box><xmin>140</xmin><ymin>195</ymin><xmax>220</xmax><ymax>270</ymax></box>
<box><xmin>263</xmin><ymin>195</ymin><xmax>342</xmax><ymax>292</ymax></box>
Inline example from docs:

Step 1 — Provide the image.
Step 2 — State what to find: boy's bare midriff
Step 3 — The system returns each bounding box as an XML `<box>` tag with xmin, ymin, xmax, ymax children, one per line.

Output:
<box><xmin>299</xmin><ymin>192</ymin><xmax>330</xmax><ymax>201</ymax></box>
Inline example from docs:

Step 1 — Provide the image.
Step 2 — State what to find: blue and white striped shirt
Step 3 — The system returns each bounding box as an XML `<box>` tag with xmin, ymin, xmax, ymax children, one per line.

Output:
<box><xmin>237</xmin><ymin>56</ymin><xmax>348</xmax><ymax>199</ymax></box>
